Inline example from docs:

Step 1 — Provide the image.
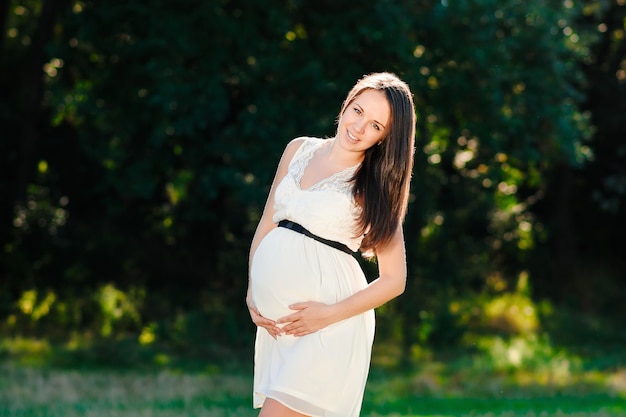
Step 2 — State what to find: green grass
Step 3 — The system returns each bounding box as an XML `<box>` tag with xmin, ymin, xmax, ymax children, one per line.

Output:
<box><xmin>0</xmin><ymin>362</ymin><xmax>253</xmax><ymax>417</ymax></box>
<box><xmin>1</xmin><ymin>361</ymin><xmax>625</xmax><ymax>417</ymax></box>
<box><xmin>1</xmin><ymin>333</ymin><xmax>625</xmax><ymax>417</ymax></box>
<box><xmin>363</xmin><ymin>372</ymin><xmax>626</xmax><ymax>416</ymax></box>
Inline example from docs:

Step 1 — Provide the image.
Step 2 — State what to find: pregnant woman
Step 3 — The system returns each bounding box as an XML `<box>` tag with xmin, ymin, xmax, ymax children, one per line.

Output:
<box><xmin>246</xmin><ymin>72</ymin><xmax>416</xmax><ymax>417</ymax></box>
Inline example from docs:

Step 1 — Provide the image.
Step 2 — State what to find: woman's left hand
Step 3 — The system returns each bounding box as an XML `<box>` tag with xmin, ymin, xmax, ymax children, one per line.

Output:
<box><xmin>276</xmin><ymin>302</ymin><xmax>335</xmax><ymax>337</ymax></box>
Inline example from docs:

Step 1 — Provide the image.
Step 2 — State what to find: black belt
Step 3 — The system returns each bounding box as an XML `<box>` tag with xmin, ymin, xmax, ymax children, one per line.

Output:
<box><xmin>277</xmin><ymin>220</ymin><xmax>353</xmax><ymax>255</ymax></box>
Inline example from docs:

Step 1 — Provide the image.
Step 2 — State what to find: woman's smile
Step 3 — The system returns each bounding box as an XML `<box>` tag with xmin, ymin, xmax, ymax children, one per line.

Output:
<box><xmin>337</xmin><ymin>89</ymin><xmax>390</xmax><ymax>153</ymax></box>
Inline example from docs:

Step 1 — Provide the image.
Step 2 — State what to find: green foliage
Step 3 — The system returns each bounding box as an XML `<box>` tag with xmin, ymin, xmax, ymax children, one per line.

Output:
<box><xmin>0</xmin><ymin>0</ymin><xmax>625</xmax><ymax>358</ymax></box>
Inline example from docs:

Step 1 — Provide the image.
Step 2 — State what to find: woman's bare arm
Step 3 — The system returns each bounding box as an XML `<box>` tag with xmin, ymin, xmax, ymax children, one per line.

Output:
<box><xmin>277</xmin><ymin>226</ymin><xmax>407</xmax><ymax>336</ymax></box>
<box><xmin>246</xmin><ymin>138</ymin><xmax>306</xmax><ymax>338</ymax></box>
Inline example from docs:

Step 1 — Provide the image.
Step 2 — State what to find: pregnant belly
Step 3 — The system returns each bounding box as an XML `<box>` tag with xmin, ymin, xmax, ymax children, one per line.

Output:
<box><xmin>249</xmin><ymin>228</ymin><xmax>323</xmax><ymax>321</ymax></box>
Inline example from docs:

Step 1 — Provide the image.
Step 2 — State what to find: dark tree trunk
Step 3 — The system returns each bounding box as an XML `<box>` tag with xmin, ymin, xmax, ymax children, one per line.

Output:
<box><xmin>0</xmin><ymin>0</ymin><xmax>9</xmax><ymax>60</ymax></box>
<box><xmin>553</xmin><ymin>162</ymin><xmax>575</xmax><ymax>280</ymax></box>
<box><xmin>16</xmin><ymin>0</ymin><xmax>68</xmax><ymax>202</ymax></box>
<box><xmin>0</xmin><ymin>1</ymin><xmax>12</xmax><ymax>247</ymax></box>
<box><xmin>0</xmin><ymin>0</ymin><xmax>69</xmax><ymax>248</ymax></box>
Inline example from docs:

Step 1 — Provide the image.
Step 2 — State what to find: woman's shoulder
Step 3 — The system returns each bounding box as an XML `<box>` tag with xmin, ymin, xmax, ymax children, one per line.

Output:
<box><xmin>286</xmin><ymin>136</ymin><xmax>326</xmax><ymax>149</ymax></box>
<box><xmin>282</xmin><ymin>136</ymin><xmax>326</xmax><ymax>160</ymax></box>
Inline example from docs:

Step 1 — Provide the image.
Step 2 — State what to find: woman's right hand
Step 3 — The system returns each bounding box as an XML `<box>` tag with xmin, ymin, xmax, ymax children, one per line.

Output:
<box><xmin>246</xmin><ymin>291</ymin><xmax>282</xmax><ymax>339</ymax></box>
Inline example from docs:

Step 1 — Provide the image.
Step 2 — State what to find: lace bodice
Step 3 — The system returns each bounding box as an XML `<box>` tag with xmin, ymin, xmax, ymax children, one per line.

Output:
<box><xmin>272</xmin><ymin>137</ymin><xmax>364</xmax><ymax>252</ymax></box>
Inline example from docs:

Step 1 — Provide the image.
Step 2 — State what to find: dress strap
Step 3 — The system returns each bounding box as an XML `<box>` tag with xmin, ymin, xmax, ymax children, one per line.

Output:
<box><xmin>288</xmin><ymin>137</ymin><xmax>326</xmax><ymax>184</ymax></box>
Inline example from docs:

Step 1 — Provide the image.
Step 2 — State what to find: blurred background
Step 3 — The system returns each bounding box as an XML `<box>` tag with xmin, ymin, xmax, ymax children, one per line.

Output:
<box><xmin>1</xmin><ymin>0</ymin><xmax>625</xmax><ymax>416</ymax></box>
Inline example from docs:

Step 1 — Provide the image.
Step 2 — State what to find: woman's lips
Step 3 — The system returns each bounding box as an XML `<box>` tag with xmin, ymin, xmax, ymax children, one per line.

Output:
<box><xmin>347</xmin><ymin>130</ymin><xmax>359</xmax><ymax>143</ymax></box>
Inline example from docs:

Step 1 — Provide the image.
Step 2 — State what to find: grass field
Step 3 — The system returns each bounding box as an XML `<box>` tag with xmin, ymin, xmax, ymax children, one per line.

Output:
<box><xmin>1</xmin><ymin>360</ymin><xmax>625</xmax><ymax>417</ymax></box>
<box><xmin>1</xmin><ymin>334</ymin><xmax>625</xmax><ymax>417</ymax></box>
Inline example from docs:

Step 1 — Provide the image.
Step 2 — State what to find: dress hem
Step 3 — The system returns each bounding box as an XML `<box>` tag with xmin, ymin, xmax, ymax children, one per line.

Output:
<box><xmin>254</xmin><ymin>387</ymin><xmax>348</xmax><ymax>417</ymax></box>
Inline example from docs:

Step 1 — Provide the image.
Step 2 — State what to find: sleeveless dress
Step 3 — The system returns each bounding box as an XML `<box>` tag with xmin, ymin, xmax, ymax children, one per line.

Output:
<box><xmin>250</xmin><ymin>137</ymin><xmax>376</xmax><ymax>417</ymax></box>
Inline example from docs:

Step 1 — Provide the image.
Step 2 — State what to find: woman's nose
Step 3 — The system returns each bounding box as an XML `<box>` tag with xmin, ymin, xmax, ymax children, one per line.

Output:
<box><xmin>354</xmin><ymin>118</ymin><xmax>366</xmax><ymax>132</ymax></box>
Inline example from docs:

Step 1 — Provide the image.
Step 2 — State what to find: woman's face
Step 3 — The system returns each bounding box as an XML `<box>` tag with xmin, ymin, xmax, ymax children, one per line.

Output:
<box><xmin>337</xmin><ymin>89</ymin><xmax>391</xmax><ymax>154</ymax></box>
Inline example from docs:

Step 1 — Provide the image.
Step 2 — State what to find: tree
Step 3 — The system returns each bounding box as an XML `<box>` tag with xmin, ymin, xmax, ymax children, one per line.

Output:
<box><xmin>0</xmin><ymin>0</ymin><xmax>620</xmax><ymax>350</ymax></box>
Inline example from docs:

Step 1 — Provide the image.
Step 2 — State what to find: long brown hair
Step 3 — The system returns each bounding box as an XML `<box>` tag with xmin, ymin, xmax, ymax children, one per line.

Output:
<box><xmin>338</xmin><ymin>72</ymin><xmax>416</xmax><ymax>255</ymax></box>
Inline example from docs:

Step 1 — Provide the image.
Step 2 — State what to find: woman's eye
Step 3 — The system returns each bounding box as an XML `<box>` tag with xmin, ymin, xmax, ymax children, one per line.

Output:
<box><xmin>354</xmin><ymin>107</ymin><xmax>362</xmax><ymax>115</ymax></box>
<box><xmin>372</xmin><ymin>123</ymin><xmax>380</xmax><ymax>131</ymax></box>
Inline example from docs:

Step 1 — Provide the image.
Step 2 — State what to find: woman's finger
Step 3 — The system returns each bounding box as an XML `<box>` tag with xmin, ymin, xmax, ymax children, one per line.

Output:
<box><xmin>256</xmin><ymin>317</ymin><xmax>276</xmax><ymax>328</ymax></box>
<box><xmin>251</xmin><ymin>312</ymin><xmax>281</xmax><ymax>334</ymax></box>
<box><xmin>262</xmin><ymin>323</ymin><xmax>282</xmax><ymax>339</ymax></box>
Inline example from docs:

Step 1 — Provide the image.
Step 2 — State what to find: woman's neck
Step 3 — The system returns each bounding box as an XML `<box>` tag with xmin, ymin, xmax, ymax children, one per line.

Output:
<box><xmin>326</xmin><ymin>137</ymin><xmax>364</xmax><ymax>168</ymax></box>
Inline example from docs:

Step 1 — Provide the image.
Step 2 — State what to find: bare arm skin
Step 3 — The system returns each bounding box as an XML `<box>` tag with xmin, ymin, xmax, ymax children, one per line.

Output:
<box><xmin>277</xmin><ymin>226</ymin><xmax>407</xmax><ymax>337</ymax></box>
<box><xmin>246</xmin><ymin>138</ymin><xmax>306</xmax><ymax>339</ymax></box>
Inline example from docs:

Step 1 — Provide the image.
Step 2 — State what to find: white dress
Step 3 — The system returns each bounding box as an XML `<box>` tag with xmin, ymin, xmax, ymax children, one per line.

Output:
<box><xmin>250</xmin><ymin>137</ymin><xmax>376</xmax><ymax>417</ymax></box>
